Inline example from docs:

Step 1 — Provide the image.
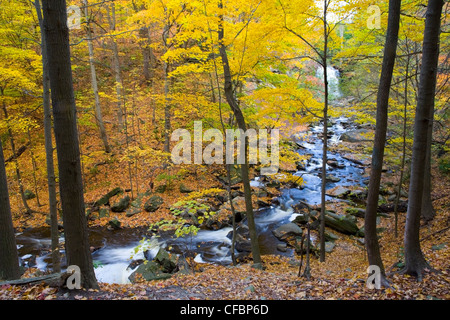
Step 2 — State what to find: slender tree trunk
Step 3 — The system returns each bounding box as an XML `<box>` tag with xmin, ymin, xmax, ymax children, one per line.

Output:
<box><xmin>34</xmin><ymin>0</ymin><xmax>60</xmax><ymax>273</ymax></box>
<box><xmin>319</xmin><ymin>0</ymin><xmax>329</xmax><ymax>263</ymax></box>
<box><xmin>403</xmin><ymin>0</ymin><xmax>443</xmax><ymax>280</ymax></box>
<box><xmin>42</xmin><ymin>0</ymin><xmax>98</xmax><ymax>289</ymax></box>
<box><xmin>0</xmin><ymin>140</ymin><xmax>21</xmax><ymax>280</ymax></box>
<box><xmin>394</xmin><ymin>49</ymin><xmax>410</xmax><ymax>238</ymax></box>
<box><xmin>83</xmin><ymin>0</ymin><xmax>111</xmax><ymax>154</ymax></box>
<box><xmin>218</xmin><ymin>1</ymin><xmax>262</xmax><ymax>267</ymax></box>
<box><xmin>365</xmin><ymin>0</ymin><xmax>401</xmax><ymax>286</ymax></box>
<box><xmin>27</xmin><ymin>128</ymin><xmax>41</xmax><ymax>207</ymax></box>
<box><xmin>163</xmin><ymin>60</ymin><xmax>172</xmax><ymax>154</ymax></box>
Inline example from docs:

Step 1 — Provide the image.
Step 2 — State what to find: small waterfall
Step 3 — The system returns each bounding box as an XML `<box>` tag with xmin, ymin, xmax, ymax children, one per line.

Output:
<box><xmin>316</xmin><ymin>66</ymin><xmax>342</xmax><ymax>100</ymax></box>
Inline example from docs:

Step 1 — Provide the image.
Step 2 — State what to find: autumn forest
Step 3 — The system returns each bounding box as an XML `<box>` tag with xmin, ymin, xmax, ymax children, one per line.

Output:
<box><xmin>0</xmin><ymin>0</ymin><xmax>449</xmax><ymax>303</ymax></box>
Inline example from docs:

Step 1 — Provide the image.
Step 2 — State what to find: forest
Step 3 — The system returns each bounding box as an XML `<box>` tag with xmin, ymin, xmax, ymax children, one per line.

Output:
<box><xmin>0</xmin><ymin>0</ymin><xmax>449</xmax><ymax>302</ymax></box>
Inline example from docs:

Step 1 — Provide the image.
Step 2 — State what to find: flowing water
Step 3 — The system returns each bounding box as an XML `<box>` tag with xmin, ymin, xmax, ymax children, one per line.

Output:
<box><xmin>15</xmin><ymin>115</ymin><xmax>367</xmax><ymax>284</ymax></box>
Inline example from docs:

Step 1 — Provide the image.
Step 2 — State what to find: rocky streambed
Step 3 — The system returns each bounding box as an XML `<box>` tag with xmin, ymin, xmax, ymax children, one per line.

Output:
<box><xmin>15</xmin><ymin>116</ymin><xmax>406</xmax><ymax>284</ymax></box>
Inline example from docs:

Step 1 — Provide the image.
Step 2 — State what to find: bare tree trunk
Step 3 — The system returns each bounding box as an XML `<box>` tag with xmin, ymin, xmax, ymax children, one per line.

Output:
<box><xmin>394</xmin><ymin>47</ymin><xmax>410</xmax><ymax>238</ymax></box>
<box><xmin>42</xmin><ymin>0</ymin><xmax>98</xmax><ymax>289</ymax></box>
<box><xmin>27</xmin><ymin>128</ymin><xmax>41</xmax><ymax>207</ymax></box>
<box><xmin>0</xmin><ymin>140</ymin><xmax>21</xmax><ymax>280</ymax></box>
<box><xmin>218</xmin><ymin>0</ymin><xmax>261</xmax><ymax>267</ymax></box>
<box><xmin>34</xmin><ymin>0</ymin><xmax>60</xmax><ymax>273</ymax></box>
<box><xmin>163</xmin><ymin>60</ymin><xmax>172</xmax><ymax>154</ymax></box>
<box><xmin>83</xmin><ymin>0</ymin><xmax>111</xmax><ymax>154</ymax></box>
<box><xmin>319</xmin><ymin>0</ymin><xmax>329</xmax><ymax>263</ymax></box>
<box><xmin>403</xmin><ymin>0</ymin><xmax>443</xmax><ymax>280</ymax></box>
<box><xmin>365</xmin><ymin>0</ymin><xmax>401</xmax><ymax>287</ymax></box>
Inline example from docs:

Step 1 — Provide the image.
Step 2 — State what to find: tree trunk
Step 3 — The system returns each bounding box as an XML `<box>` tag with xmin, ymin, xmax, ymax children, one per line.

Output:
<box><xmin>403</xmin><ymin>0</ymin><xmax>443</xmax><ymax>280</ymax></box>
<box><xmin>319</xmin><ymin>0</ymin><xmax>329</xmax><ymax>263</ymax></box>
<box><xmin>0</xmin><ymin>140</ymin><xmax>21</xmax><ymax>280</ymax></box>
<box><xmin>34</xmin><ymin>0</ymin><xmax>60</xmax><ymax>273</ymax></box>
<box><xmin>421</xmin><ymin>115</ymin><xmax>436</xmax><ymax>221</ymax></box>
<box><xmin>365</xmin><ymin>0</ymin><xmax>401</xmax><ymax>286</ymax></box>
<box><xmin>394</xmin><ymin>46</ymin><xmax>410</xmax><ymax>238</ymax></box>
<box><xmin>83</xmin><ymin>0</ymin><xmax>111</xmax><ymax>154</ymax></box>
<box><xmin>42</xmin><ymin>0</ymin><xmax>98</xmax><ymax>289</ymax></box>
<box><xmin>218</xmin><ymin>1</ymin><xmax>262</xmax><ymax>267</ymax></box>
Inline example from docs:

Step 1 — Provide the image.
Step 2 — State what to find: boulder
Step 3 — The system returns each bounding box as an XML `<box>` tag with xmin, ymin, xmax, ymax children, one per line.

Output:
<box><xmin>179</xmin><ymin>184</ymin><xmax>193</xmax><ymax>193</ymax></box>
<box><xmin>324</xmin><ymin>212</ymin><xmax>359</xmax><ymax>235</ymax></box>
<box><xmin>24</xmin><ymin>189</ymin><xmax>36</xmax><ymax>200</ymax></box>
<box><xmin>144</xmin><ymin>195</ymin><xmax>164</xmax><ymax>212</ymax></box>
<box><xmin>128</xmin><ymin>247</ymin><xmax>178</xmax><ymax>283</ymax></box>
<box><xmin>272</xmin><ymin>223</ymin><xmax>303</xmax><ymax>241</ymax></box>
<box><xmin>107</xmin><ymin>217</ymin><xmax>121</xmax><ymax>230</ymax></box>
<box><xmin>111</xmin><ymin>195</ymin><xmax>131</xmax><ymax>213</ymax></box>
<box><xmin>94</xmin><ymin>187</ymin><xmax>123</xmax><ymax>207</ymax></box>
<box><xmin>126</xmin><ymin>207</ymin><xmax>142</xmax><ymax>217</ymax></box>
<box><xmin>340</xmin><ymin>129</ymin><xmax>373</xmax><ymax>143</ymax></box>
<box><xmin>326</xmin><ymin>186</ymin><xmax>351</xmax><ymax>198</ymax></box>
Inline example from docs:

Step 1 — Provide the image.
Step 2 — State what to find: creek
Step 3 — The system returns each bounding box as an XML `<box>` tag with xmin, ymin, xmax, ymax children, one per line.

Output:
<box><xmin>15</xmin><ymin>114</ymin><xmax>368</xmax><ymax>284</ymax></box>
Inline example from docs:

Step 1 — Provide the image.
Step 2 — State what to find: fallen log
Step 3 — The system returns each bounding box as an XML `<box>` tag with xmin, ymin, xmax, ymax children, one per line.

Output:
<box><xmin>0</xmin><ymin>271</ymin><xmax>72</xmax><ymax>288</ymax></box>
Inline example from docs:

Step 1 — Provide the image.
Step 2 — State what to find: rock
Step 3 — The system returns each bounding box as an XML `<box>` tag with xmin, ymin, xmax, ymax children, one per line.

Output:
<box><xmin>326</xmin><ymin>186</ymin><xmax>351</xmax><ymax>198</ymax></box>
<box><xmin>326</xmin><ymin>175</ymin><xmax>341</xmax><ymax>183</ymax></box>
<box><xmin>107</xmin><ymin>218</ymin><xmax>121</xmax><ymax>230</ymax></box>
<box><xmin>235</xmin><ymin>234</ymin><xmax>252</xmax><ymax>252</ymax></box>
<box><xmin>144</xmin><ymin>195</ymin><xmax>164</xmax><ymax>212</ymax></box>
<box><xmin>95</xmin><ymin>187</ymin><xmax>124</xmax><ymax>207</ymax></box>
<box><xmin>272</xmin><ymin>223</ymin><xmax>303</xmax><ymax>241</ymax></box>
<box><xmin>342</xmin><ymin>153</ymin><xmax>372</xmax><ymax>166</ymax></box>
<box><xmin>126</xmin><ymin>207</ymin><xmax>142</xmax><ymax>217</ymax></box>
<box><xmin>179</xmin><ymin>184</ymin><xmax>193</xmax><ymax>193</ymax></box>
<box><xmin>128</xmin><ymin>260</ymin><xmax>172</xmax><ymax>282</ymax></box>
<box><xmin>324</xmin><ymin>231</ymin><xmax>339</xmax><ymax>242</ymax></box>
<box><xmin>257</xmin><ymin>199</ymin><xmax>271</xmax><ymax>208</ymax></box>
<box><xmin>128</xmin><ymin>247</ymin><xmax>179</xmax><ymax>283</ymax></box>
<box><xmin>111</xmin><ymin>195</ymin><xmax>131</xmax><ymax>213</ymax></box>
<box><xmin>345</xmin><ymin>207</ymin><xmax>366</xmax><ymax>218</ymax></box>
<box><xmin>340</xmin><ymin>129</ymin><xmax>373</xmax><ymax>143</ymax></box>
<box><xmin>324</xmin><ymin>212</ymin><xmax>359</xmax><ymax>235</ymax></box>
<box><xmin>277</xmin><ymin>243</ymin><xmax>288</xmax><ymax>252</ymax></box>
<box><xmin>217</xmin><ymin>165</ymin><xmax>242</xmax><ymax>186</ymax></box>
<box><xmin>154</xmin><ymin>248</ymin><xmax>177</xmax><ymax>273</ymax></box>
<box><xmin>292</xmin><ymin>214</ymin><xmax>309</xmax><ymax>225</ymax></box>
<box><xmin>98</xmin><ymin>207</ymin><xmax>110</xmax><ymax>218</ymax></box>
<box><xmin>325</xmin><ymin>241</ymin><xmax>336</xmax><ymax>253</ymax></box>
<box><xmin>24</xmin><ymin>189</ymin><xmax>36</xmax><ymax>200</ymax></box>
<box><xmin>155</xmin><ymin>185</ymin><xmax>167</xmax><ymax>193</ymax></box>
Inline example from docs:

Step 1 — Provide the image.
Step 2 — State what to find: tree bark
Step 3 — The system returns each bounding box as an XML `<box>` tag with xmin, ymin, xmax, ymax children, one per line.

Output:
<box><xmin>42</xmin><ymin>0</ymin><xmax>98</xmax><ymax>289</ymax></box>
<box><xmin>365</xmin><ymin>0</ymin><xmax>401</xmax><ymax>286</ymax></box>
<box><xmin>34</xmin><ymin>0</ymin><xmax>60</xmax><ymax>273</ymax></box>
<box><xmin>218</xmin><ymin>0</ymin><xmax>262</xmax><ymax>267</ymax></box>
<box><xmin>319</xmin><ymin>0</ymin><xmax>329</xmax><ymax>263</ymax></box>
<box><xmin>0</xmin><ymin>140</ymin><xmax>21</xmax><ymax>280</ymax></box>
<box><xmin>403</xmin><ymin>0</ymin><xmax>443</xmax><ymax>280</ymax></box>
<box><xmin>83</xmin><ymin>0</ymin><xmax>111</xmax><ymax>154</ymax></box>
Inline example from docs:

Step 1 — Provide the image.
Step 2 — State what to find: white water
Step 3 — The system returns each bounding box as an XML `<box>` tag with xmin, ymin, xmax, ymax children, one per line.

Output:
<box><xmin>316</xmin><ymin>66</ymin><xmax>342</xmax><ymax>99</ymax></box>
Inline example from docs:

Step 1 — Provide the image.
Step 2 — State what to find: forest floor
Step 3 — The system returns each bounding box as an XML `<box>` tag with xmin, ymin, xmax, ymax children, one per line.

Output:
<box><xmin>2</xmin><ymin>116</ymin><xmax>449</xmax><ymax>301</ymax></box>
